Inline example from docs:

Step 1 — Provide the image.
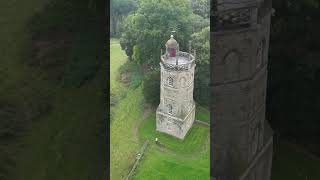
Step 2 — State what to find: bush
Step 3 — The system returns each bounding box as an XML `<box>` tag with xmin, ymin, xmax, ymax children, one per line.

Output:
<box><xmin>132</xmin><ymin>45</ymin><xmax>141</xmax><ymax>64</ymax></box>
<box><xmin>118</xmin><ymin>61</ymin><xmax>143</xmax><ymax>89</ymax></box>
<box><xmin>142</xmin><ymin>70</ymin><xmax>160</xmax><ymax>106</ymax></box>
<box><xmin>194</xmin><ymin>65</ymin><xmax>210</xmax><ymax>106</ymax></box>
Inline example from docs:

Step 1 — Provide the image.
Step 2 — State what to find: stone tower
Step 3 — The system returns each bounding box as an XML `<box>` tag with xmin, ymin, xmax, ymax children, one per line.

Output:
<box><xmin>156</xmin><ymin>35</ymin><xmax>196</xmax><ymax>139</ymax></box>
<box><xmin>211</xmin><ymin>0</ymin><xmax>273</xmax><ymax>179</ymax></box>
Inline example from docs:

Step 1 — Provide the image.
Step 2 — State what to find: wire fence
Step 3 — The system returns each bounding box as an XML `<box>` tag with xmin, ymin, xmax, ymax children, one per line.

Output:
<box><xmin>125</xmin><ymin>140</ymin><xmax>150</xmax><ymax>180</ymax></box>
<box><xmin>195</xmin><ymin>119</ymin><xmax>210</xmax><ymax>127</ymax></box>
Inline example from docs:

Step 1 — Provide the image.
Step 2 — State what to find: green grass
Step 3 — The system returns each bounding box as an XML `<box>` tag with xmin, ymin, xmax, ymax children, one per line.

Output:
<box><xmin>133</xmin><ymin>113</ymin><xmax>210</xmax><ymax>180</ymax></box>
<box><xmin>138</xmin><ymin>113</ymin><xmax>209</xmax><ymax>154</ymax></box>
<box><xmin>133</xmin><ymin>146</ymin><xmax>209</xmax><ymax>180</ymax></box>
<box><xmin>110</xmin><ymin>86</ymin><xmax>145</xmax><ymax>180</ymax></box>
<box><xmin>110</xmin><ymin>38</ymin><xmax>126</xmax><ymax>92</ymax></box>
<box><xmin>110</xmin><ymin>39</ymin><xmax>210</xmax><ymax>180</ymax></box>
<box><xmin>195</xmin><ymin>105</ymin><xmax>210</xmax><ymax>123</ymax></box>
<box><xmin>110</xmin><ymin>39</ymin><xmax>145</xmax><ymax>180</ymax></box>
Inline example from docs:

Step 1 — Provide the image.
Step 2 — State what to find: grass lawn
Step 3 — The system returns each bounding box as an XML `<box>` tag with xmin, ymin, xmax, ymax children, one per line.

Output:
<box><xmin>195</xmin><ymin>105</ymin><xmax>210</xmax><ymax>123</ymax></box>
<box><xmin>110</xmin><ymin>38</ymin><xmax>126</xmax><ymax>95</ymax></box>
<box><xmin>110</xmin><ymin>39</ymin><xmax>145</xmax><ymax>180</ymax></box>
<box><xmin>133</xmin><ymin>113</ymin><xmax>210</xmax><ymax>180</ymax></box>
<box><xmin>110</xmin><ymin>86</ymin><xmax>144</xmax><ymax>180</ymax></box>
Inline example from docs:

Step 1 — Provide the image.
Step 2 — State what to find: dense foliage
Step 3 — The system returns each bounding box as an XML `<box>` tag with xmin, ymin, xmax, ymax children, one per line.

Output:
<box><xmin>191</xmin><ymin>0</ymin><xmax>210</xmax><ymax>18</ymax></box>
<box><xmin>118</xmin><ymin>0</ymin><xmax>210</xmax><ymax>107</ymax></box>
<box><xmin>118</xmin><ymin>61</ymin><xmax>144</xmax><ymax>89</ymax></box>
<box><xmin>142</xmin><ymin>70</ymin><xmax>160</xmax><ymax>106</ymax></box>
<box><xmin>120</xmin><ymin>0</ymin><xmax>195</xmax><ymax>65</ymax></box>
<box><xmin>192</xmin><ymin>26</ymin><xmax>210</xmax><ymax>106</ymax></box>
<box><xmin>110</xmin><ymin>0</ymin><xmax>137</xmax><ymax>37</ymax></box>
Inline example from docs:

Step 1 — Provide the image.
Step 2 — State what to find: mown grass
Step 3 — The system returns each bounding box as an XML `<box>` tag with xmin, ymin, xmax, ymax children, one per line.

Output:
<box><xmin>195</xmin><ymin>105</ymin><xmax>210</xmax><ymax>123</ymax></box>
<box><xmin>110</xmin><ymin>38</ymin><xmax>127</xmax><ymax>118</ymax></box>
<box><xmin>133</xmin><ymin>112</ymin><xmax>210</xmax><ymax>179</ymax></box>
<box><xmin>133</xmin><ymin>146</ymin><xmax>209</xmax><ymax>180</ymax></box>
<box><xmin>110</xmin><ymin>38</ymin><xmax>126</xmax><ymax>94</ymax></box>
<box><xmin>110</xmin><ymin>86</ymin><xmax>145</xmax><ymax>180</ymax></box>
<box><xmin>138</xmin><ymin>113</ymin><xmax>209</xmax><ymax>154</ymax></box>
<box><xmin>110</xmin><ymin>39</ymin><xmax>145</xmax><ymax>180</ymax></box>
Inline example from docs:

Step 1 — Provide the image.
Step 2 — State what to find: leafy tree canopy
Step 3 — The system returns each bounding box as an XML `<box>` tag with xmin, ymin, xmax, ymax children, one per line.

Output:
<box><xmin>191</xmin><ymin>26</ymin><xmax>210</xmax><ymax>65</ymax></box>
<box><xmin>191</xmin><ymin>26</ymin><xmax>210</xmax><ymax>106</ymax></box>
<box><xmin>110</xmin><ymin>0</ymin><xmax>137</xmax><ymax>37</ymax></box>
<box><xmin>111</xmin><ymin>0</ymin><xmax>137</xmax><ymax>17</ymax></box>
<box><xmin>191</xmin><ymin>0</ymin><xmax>210</xmax><ymax>18</ymax></box>
<box><xmin>120</xmin><ymin>0</ymin><xmax>195</xmax><ymax>65</ymax></box>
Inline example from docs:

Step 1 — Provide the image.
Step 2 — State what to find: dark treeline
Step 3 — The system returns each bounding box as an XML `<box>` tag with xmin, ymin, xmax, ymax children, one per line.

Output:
<box><xmin>267</xmin><ymin>0</ymin><xmax>320</xmax><ymax>154</ymax></box>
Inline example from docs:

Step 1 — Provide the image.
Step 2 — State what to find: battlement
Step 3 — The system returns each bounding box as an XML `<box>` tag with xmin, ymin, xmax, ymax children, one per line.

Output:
<box><xmin>160</xmin><ymin>51</ymin><xmax>195</xmax><ymax>71</ymax></box>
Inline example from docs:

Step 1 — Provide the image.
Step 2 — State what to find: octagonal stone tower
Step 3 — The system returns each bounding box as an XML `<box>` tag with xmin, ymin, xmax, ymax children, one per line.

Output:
<box><xmin>156</xmin><ymin>35</ymin><xmax>196</xmax><ymax>139</ymax></box>
<box><xmin>211</xmin><ymin>0</ymin><xmax>273</xmax><ymax>180</ymax></box>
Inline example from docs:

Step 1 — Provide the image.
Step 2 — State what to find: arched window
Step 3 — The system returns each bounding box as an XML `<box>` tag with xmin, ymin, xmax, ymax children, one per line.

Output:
<box><xmin>167</xmin><ymin>77</ymin><xmax>173</xmax><ymax>86</ymax></box>
<box><xmin>167</xmin><ymin>104</ymin><xmax>173</xmax><ymax>114</ymax></box>
<box><xmin>180</xmin><ymin>77</ymin><xmax>186</xmax><ymax>87</ymax></box>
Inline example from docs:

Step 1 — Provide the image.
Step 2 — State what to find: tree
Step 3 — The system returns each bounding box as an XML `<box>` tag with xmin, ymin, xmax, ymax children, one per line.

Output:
<box><xmin>143</xmin><ymin>70</ymin><xmax>160</xmax><ymax>106</ymax></box>
<box><xmin>110</xmin><ymin>0</ymin><xmax>137</xmax><ymax>37</ymax></box>
<box><xmin>191</xmin><ymin>26</ymin><xmax>210</xmax><ymax>106</ymax></box>
<box><xmin>191</xmin><ymin>0</ymin><xmax>210</xmax><ymax>18</ymax></box>
<box><xmin>190</xmin><ymin>13</ymin><xmax>210</xmax><ymax>33</ymax></box>
<box><xmin>120</xmin><ymin>0</ymin><xmax>194</xmax><ymax>66</ymax></box>
<box><xmin>191</xmin><ymin>26</ymin><xmax>210</xmax><ymax>65</ymax></box>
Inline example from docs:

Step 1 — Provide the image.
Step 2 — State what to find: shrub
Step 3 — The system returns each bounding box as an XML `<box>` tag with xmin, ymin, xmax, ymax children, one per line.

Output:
<box><xmin>142</xmin><ymin>70</ymin><xmax>160</xmax><ymax>106</ymax></box>
<box><xmin>194</xmin><ymin>65</ymin><xmax>210</xmax><ymax>106</ymax></box>
<box><xmin>118</xmin><ymin>61</ymin><xmax>143</xmax><ymax>89</ymax></box>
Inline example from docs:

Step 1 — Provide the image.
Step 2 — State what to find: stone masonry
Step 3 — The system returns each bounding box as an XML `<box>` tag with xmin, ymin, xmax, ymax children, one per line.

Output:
<box><xmin>156</xmin><ymin>35</ymin><xmax>196</xmax><ymax>140</ymax></box>
<box><xmin>211</xmin><ymin>0</ymin><xmax>273</xmax><ymax>179</ymax></box>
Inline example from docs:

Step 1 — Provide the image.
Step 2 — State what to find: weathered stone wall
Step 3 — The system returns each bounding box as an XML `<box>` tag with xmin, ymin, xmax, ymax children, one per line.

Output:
<box><xmin>156</xmin><ymin>55</ymin><xmax>196</xmax><ymax>139</ymax></box>
<box><xmin>156</xmin><ymin>103</ymin><xmax>195</xmax><ymax>139</ymax></box>
<box><xmin>211</xmin><ymin>0</ymin><xmax>273</xmax><ymax>179</ymax></box>
<box><xmin>214</xmin><ymin>0</ymin><xmax>257</xmax><ymax>11</ymax></box>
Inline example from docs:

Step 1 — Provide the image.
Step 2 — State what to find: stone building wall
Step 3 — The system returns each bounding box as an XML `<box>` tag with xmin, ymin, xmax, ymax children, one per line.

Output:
<box><xmin>156</xmin><ymin>55</ymin><xmax>196</xmax><ymax>139</ymax></box>
<box><xmin>211</xmin><ymin>0</ymin><xmax>273</xmax><ymax>179</ymax></box>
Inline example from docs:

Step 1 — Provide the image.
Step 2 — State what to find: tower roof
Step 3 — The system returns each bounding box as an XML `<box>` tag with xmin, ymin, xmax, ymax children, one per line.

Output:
<box><xmin>166</xmin><ymin>35</ymin><xmax>178</xmax><ymax>48</ymax></box>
